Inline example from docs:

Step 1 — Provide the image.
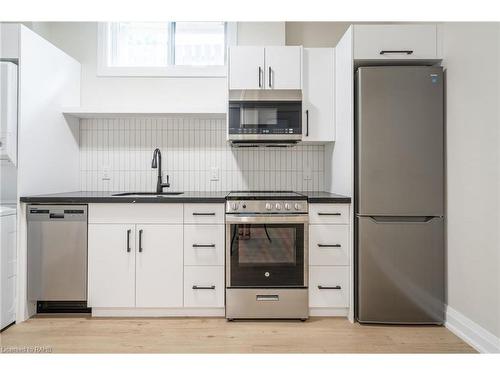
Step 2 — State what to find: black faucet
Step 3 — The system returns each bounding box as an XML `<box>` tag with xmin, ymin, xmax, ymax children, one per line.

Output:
<box><xmin>151</xmin><ymin>148</ymin><xmax>170</xmax><ymax>193</ymax></box>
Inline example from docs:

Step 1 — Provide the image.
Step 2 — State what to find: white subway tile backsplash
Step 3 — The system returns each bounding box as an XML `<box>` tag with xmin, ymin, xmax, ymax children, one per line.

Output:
<box><xmin>79</xmin><ymin>117</ymin><xmax>325</xmax><ymax>192</ymax></box>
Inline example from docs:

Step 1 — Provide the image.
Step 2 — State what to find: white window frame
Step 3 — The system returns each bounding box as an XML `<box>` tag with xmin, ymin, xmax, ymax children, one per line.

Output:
<box><xmin>97</xmin><ymin>22</ymin><xmax>237</xmax><ymax>77</ymax></box>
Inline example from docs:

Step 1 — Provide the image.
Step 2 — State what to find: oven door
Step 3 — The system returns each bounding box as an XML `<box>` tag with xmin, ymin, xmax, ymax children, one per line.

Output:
<box><xmin>226</xmin><ymin>214</ymin><xmax>308</xmax><ymax>288</ymax></box>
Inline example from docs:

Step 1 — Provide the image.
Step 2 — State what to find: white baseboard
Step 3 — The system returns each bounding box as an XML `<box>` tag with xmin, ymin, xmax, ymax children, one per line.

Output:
<box><xmin>92</xmin><ymin>307</ymin><xmax>225</xmax><ymax>317</ymax></box>
<box><xmin>309</xmin><ymin>307</ymin><xmax>349</xmax><ymax>317</ymax></box>
<box><xmin>445</xmin><ymin>305</ymin><xmax>500</xmax><ymax>353</ymax></box>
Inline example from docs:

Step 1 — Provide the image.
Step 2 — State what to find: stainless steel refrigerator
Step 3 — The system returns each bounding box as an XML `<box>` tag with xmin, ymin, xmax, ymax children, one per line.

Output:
<box><xmin>355</xmin><ymin>66</ymin><xmax>444</xmax><ymax>324</ymax></box>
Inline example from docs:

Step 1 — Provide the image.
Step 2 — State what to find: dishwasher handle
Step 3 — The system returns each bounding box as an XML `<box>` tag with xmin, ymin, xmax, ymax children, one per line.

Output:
<box><xmin>49</xmin><ymin>213</ymin><xmax>65</xmax><ymax>219</ymax></box>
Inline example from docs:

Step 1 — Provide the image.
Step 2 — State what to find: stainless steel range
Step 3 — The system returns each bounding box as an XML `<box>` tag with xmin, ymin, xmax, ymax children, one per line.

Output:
<box><xmin>225</xmin><ymin>191</ymin><xmax>309</xmax><ymax>320</ymax></box>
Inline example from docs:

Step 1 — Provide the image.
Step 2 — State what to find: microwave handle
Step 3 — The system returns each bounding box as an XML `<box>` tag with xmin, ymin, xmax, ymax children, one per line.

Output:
<box><xmin>305</xmin><ymin>109</ymin><xmax>309</xmax><ymax>137</ymax></box>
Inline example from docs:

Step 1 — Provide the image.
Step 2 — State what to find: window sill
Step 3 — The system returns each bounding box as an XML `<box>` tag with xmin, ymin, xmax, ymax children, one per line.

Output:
<box><xmin>96</xmin><ymin>65</ymin><xmax>227</xmax><ymax>78</ymax></box>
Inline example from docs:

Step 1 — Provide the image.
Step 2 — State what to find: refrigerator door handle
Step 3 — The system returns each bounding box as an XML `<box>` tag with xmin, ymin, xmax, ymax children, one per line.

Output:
<box><xmin>368</xmin><ymin>216</ymin><xmax>437</xmax><ymax>224</ymax></box>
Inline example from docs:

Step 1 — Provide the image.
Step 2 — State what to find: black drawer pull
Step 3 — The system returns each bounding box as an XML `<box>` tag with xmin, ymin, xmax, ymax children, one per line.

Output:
<box><xmin>138</xmin><ymin>229</ymin><xmax>143</xmax><ymax>253</ymax></box>
<box><xmin>318</xmin><ymin>212</ymin><xmax>341</xmax><ymax>216</ymax></box>
<box><xmin>318</xmin><ymin>285</ymin><xmax>341</xmax><ymax>290</ymax></box>
<box><xmin>192</xmin><ymin>212</ymin><xmax>216</xmax><ymax>216</ymax></box>
<box><xmin>379</xmin><ymin>50</ymin><xmax>413</xmax><ymax>55</ymax></box>
<box><xmin>317</xmin><ymin>244</ymin><xmax>341</xmax><ymax>248</ymax></box>
<box><xmin>126</xmin><ymin>229</ymin><xmax>131</xmax><ymax>253</ymax></box>
<box><xmin>192</xmin><ymin>285</ymin><xmax>216</xmax><ymax>290</ymax></box>
<box><xmin>192</xmin><ymin>244</ymin><xmax>216</xmax><ymax>248</ymax></box>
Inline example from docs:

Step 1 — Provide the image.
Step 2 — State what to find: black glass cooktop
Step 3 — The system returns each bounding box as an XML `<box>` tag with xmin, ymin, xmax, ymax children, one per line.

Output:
<box><xmin>226</xmin><ymin>191</ymin><xmax>306</xmax><ymax>200</ymax></box>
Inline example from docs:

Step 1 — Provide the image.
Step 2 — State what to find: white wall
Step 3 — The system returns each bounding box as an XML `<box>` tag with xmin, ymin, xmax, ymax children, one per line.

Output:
<box><xmin>237</xmin><ymin>22</ymin><xmax>285</xmax><ymax>45</ymax></box>
<box><xmin>28</xmin><ymin>22</ymin><xmax>285</xmax><ymax>113</ymax></box>
<box><xmin>17</xmin><ymin>25</ymin><xmax>81</xmax><ymax>196</ymax></box>
<box><xmin>286</xmin><ymin>22</ymin><xmax>351</xmax><ymax>47</ymax></box>
<box><xmin>443</xmin><ymin>23</ymin><xmax>500</xmax><ymax>345</ymax></box>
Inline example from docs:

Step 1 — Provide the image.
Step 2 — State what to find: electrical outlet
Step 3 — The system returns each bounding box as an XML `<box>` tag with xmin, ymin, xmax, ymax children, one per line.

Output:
<box><xmin>101</xmin><ymin>163</ymin><xmax>111</xmax><ymax>181</ymax></box>
<box><xmin>210</xmin><ymin>167</ymin><xmax>219</xmax><ymax>181</ymax></box>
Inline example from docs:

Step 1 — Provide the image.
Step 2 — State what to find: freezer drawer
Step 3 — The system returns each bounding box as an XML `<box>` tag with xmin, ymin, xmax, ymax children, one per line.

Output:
<box><xmin>356</xmin><ymin>215</ymin><xmax>444</xmax><ymax>324</ymax></box>
<box><xmin>27</xmin><ymin>205</ymin><xmax>87</xmax><ymax>301</ymax></box>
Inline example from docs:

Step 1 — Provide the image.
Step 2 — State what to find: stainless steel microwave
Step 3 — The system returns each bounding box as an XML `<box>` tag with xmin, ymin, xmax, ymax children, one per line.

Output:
<box><xmin>228</xmin><ymin>90</ymin><xmax>302</xmax><ymax>147</ymax></box>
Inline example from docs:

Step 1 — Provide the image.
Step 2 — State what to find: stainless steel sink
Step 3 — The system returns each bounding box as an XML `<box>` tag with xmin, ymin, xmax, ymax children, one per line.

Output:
<box><xmin>112</xmin><ymin>192</ymin><xmax>184</xmax><ymax>197</ymax></box>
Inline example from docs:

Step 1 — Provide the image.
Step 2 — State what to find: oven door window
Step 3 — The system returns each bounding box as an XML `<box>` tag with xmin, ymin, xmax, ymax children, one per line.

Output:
<box><xmin>229</xmin><ymin>223</ymin><xmax>305</xmax><ymax>287</ymax></box>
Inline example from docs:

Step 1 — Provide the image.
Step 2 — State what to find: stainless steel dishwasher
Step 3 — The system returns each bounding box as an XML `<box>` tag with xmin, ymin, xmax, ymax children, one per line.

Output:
<box><xmin>27</xmin><ymin>205</ymin><xmax>88</xmax><ymax>303</ymax></box>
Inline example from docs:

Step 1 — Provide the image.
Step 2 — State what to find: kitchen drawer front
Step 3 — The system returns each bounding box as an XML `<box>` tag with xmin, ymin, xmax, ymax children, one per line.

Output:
<box><xmin>184</xmin><ymin>224</ymin><xmax>225</xmax><ymax>266</ymax></box>
<box><xmin>184</xmin><ymin>266</ymin><xmax>224</xmax><ymax>307</ymax></box>
<box><xmin>353</xmin><ymin>25</ymin><xmax>438</xmax><ymax>60</ymax></box>
<box><xmin>89</xmin><ymin>203</ymin><xmax>183</xmax><ymax>224</ymax></box>
<box><xmin>309</xmin><ymin>225</ymin><xmax>349</xmax><ymax>266</ymax></box>
<box><xmin>184</xmin><ymin>204</ymin><xmax>224</xmax><ymax>224</ymax></box>
<box><xmin>309</xmin><ymin>204</ymin><xmax>350</xmax><ymax>224</ymax></box>
<box><xmin>309</xmin><ymin>266</ymin><xmax>349</xmax><ymax>308</ymax></box>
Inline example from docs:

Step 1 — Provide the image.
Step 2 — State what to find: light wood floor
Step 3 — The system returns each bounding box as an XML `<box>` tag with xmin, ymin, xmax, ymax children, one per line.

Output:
<box><xmin>0</xmin><ymin>315</ymin><xmax>475</xmax><ymax>353</ymax></box>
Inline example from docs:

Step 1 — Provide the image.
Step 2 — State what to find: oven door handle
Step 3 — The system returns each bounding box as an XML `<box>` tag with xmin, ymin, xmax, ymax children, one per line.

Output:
<box><xmin>225</xmin><ymin>214</ymin><xmax>309</xmax><ymax>224</ymax></box>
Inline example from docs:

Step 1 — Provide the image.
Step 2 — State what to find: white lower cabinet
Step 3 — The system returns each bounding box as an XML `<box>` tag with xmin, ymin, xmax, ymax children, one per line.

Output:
<box><xmin>88</xmin><ymin>224</ymin><xmax>136</xmax><ymax>308</ymax></box>
<box><xmin>184</xmin><ymin>266</ymin><xmax>224</xmax><ymax>308</ymax></box>
<box><xmin>309</xmin><ymin>225</ymin><xmax>349</xmax><ymax>266</ymax></box>
<box><xmin>309</xmin><ymin>266</ymin><xmax>349</xmax><ymax>308</ymax></box>
<box><xmin>87</xmin><ymin>203</ymin><xmax>225</xmax><ymax>316</ymax></box>
<box><xmin>184</xmin><ymin>224</ymin><xmax>224</xmax><ymax>266</ymax></box>
<box><xmin>88</xmin><ymin>223</ymin><xmax>183</xmax><ymax>309</ymax></box>
<box><xmin>135</xmin><ymin>224</ymin><xmax>183</xmax><ymax>308</ymax></box>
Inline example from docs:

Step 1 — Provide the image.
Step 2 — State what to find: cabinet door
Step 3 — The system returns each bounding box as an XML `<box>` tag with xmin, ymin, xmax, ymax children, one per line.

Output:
<box><xmin>302</xmin><ymin>48</ymin><xmax>335</xmax><ymax>142</ymax></box>
<box><xmin>88</xmin><ymin>224</ymin><xmax>135</xmax><ymax>308</ymax></box>
<box><xmin>265</xmin><ymin>46</ymin><xmax>302</xmax><ymax>89</ymax></box>
<box><xmin>135</xmin><ymin>224</ymin><xmax>183</xmax><ymax>307</ymax></box>
<box><xmin>229</xmin><ymin>46</ymin><xmax>265</xmax><ymax>90</ymax></box>
<box><xmin>353</xmin><ymin>25</ymin><xmax>438</xmax><ymax>60</ymax></box>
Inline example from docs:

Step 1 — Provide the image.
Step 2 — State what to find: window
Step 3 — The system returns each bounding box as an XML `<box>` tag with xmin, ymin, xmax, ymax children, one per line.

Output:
<box><xmin>98</xmin><ymin>22</ymin><xmax>236</xmax><ymax>77</ymax></box>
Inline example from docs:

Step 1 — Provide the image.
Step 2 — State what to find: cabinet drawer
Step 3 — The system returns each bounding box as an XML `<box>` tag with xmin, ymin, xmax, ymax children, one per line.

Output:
<box><xmin>309</xmin><ymin>225</ymin><xmax>349</xmax><ymax>266</ymax></box>
<box><xmin>309</xmin><ymin>204</ymin><xmax>350</xmax><ymax>224</ymax></box>
<box><xmin>184</xmin><ymin>266</ymin><xmax>224</xmax><ymax>307</ymax></box>
<box><xmin>89</xmin><ymin>203</ymin><xmax>183</xmax><ymax>224</ymax></box>
<box><xmin>184</xmin><ymin>204</ymin><xmax>224</xmax><ymax>224</ymax></box>
<box><xmin>184</xmin><ymin>225</ymin><xmax>225</xmax><ymax>266</ymax></box>
<box><xmin>354</xmin><ymin>25</ymin><xmax>438</xmax><ymax>60</ymax></box>
<box><xmin>309</xmin><ymin>266</ymin><xmax>349</xmax><ymax>308</ymax></box>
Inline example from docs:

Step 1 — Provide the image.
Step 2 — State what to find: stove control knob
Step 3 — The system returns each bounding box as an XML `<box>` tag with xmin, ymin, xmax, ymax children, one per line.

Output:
<box><xmin>265</xmin><ymin>203</ymin><xmax>272</xmax><ymax>210</ymax></box>
<box><xmin>294</xmin><ymin>203</ymin><xmax>301</xmax><ymax>211</ymax></box>
<box><xmin>231</xmin><ymin>202</ymin><xmax>238</xmax><ymax>210</ymax></box>
<box><xmin>275</xmin><ymin>203</ymin><xmax>282</xmax><ymax>210</ymax></box>
<box><xmin>284</xmin><ymin>203</ymin><xmax>291</xmax><ymax>210</ymax></box>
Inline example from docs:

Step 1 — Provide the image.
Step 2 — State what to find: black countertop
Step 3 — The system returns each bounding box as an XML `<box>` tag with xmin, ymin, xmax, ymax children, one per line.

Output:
<box><xmin>20</xmin><ymin>191</ymin><xmax>351</xmax><ymax>204</ymax></box>
<box><xmin>19</xmin><ymin>191</ymin><xmax>230</xmax><ymax>204</ymax></box>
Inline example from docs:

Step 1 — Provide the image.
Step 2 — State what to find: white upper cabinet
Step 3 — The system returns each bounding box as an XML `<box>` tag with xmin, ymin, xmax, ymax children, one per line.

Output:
<box><xmin>229</xmin><ymin>46</ymin><xmax>302</xmax><ymax>90</ymax></box>
<box><xmin>302</xmin><ymin>48</ymin><xmax>335</xmax><ymax>143</ymax></box>
<box><xmin>264</xmin><ymin>46</ymin><xmax>302</xmax><ymax>89</ymax></box>
<box><xmin>353</xmin><ymin>25</ymin><xmax>439</xmax><ymax>60</ymax></box>
<box><xmin>229</xmin><ymin>46</ymin><xmax>265</xmax><ymax>90</ymax></box>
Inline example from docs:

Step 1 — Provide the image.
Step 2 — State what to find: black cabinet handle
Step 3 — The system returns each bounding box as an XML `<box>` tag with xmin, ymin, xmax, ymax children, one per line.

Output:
<box><xmin>317</xmin><ymin>244</ymin><xmax>341</xmax><ymax>248</ymax></box>
<box><xmin>192</xmin><ymin>212</ymin><xmax>216</xmax><ymax>216</ymax></box>
<box><xmin>268</xmin><ymin>66</ymin><xmax>272</xmax><ymax>88</ymax></box>
<box><xmin>126</xmin><ymin>229</ymin><xmax>131</xmax><ymax>253</ymax></box>
<box><xmin>258</xmin><ymin>66</ymin><xmax>262</xmax><ymax>88</ymax></box>
<box><xmin>192</xmin><ymin>244</ymin><xmax>216</xmax><ymax>248</ymax></box>
<box><xmin>318</xmin><ymin>285</ymin><xmax>341</xmax><ymax>290</ymax></box>
<box><xmin>318</xmin><ymin>212</ymin><xmax>341</xmax><ymax>216</ymax></box>
<box><xmin>138</xmin><ymin>229</ymin><xmax>143</xmax><ymax>253</ymax></box>
<box><xmin>192</xmin><ymin>285</ymin><xmax>216</xmax><ymax>290</ymax></box>
<box><xmin>305</xmin><ymin>109</ymin><xmax>309</xmax><ymax>137</ymax></box>
<box><xmin>379</xmin><ymin>50</ymin><xmax>413</xmax><ymax>55</ymax></box>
